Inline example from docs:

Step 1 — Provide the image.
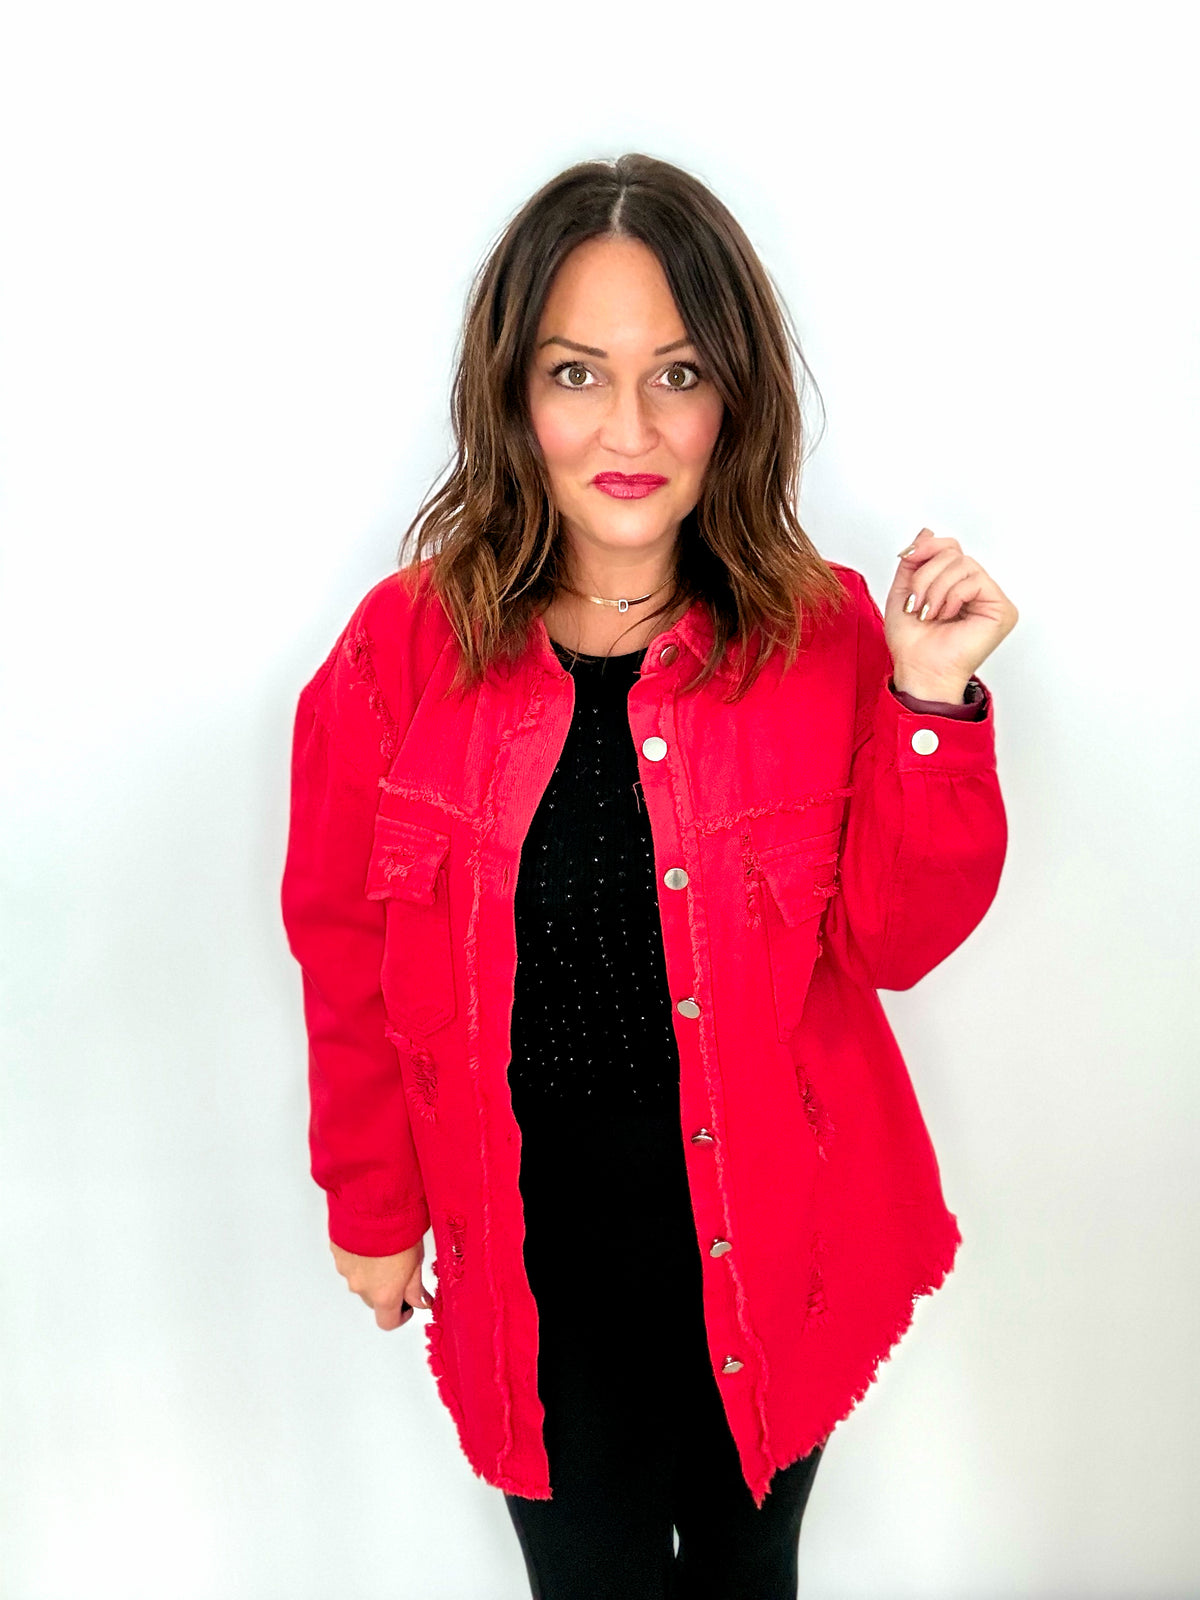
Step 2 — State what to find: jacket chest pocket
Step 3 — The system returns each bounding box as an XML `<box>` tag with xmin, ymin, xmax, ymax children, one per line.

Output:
<box><xmin>757</xmin><ymin>829</ymin><xmax>841</xmax><ymax>1040</ymax></box>
<box><xmin>365</xmin><ymin>815</ymin><xmax>457</xmax><ymax>1037</ymax></box>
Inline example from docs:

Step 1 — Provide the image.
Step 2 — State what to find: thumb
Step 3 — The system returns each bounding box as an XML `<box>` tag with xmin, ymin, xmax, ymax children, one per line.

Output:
<box><xmin>405</xmin><ymin>1264</ymin><xmax>435</xmax><ymax>1310</ymax></box>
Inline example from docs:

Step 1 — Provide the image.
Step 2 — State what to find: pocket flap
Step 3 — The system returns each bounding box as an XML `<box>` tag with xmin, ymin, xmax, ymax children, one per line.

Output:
<box><xmin>757</xmin><ymin>833</ymin><xmax>840</xmax><ymax>928</ymax></box>
<box><xmin>366</xmin><ymin>816</ymin><xmax>451</xmax><ymax>904</ymax></box>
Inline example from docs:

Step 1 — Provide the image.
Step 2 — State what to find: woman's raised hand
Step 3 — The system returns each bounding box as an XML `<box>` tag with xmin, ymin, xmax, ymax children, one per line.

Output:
<box><xmin>329</xmin><ymin>1239</ymin><xmax>435</xmax><ymax>1331</ymax></box>
<box><xmin>884</xmin><ymin>528</ymin><xmax>1019</xmax><ymax>701</ymax></box>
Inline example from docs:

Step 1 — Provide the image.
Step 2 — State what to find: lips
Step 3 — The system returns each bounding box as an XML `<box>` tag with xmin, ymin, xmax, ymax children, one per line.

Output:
<box><xmin>592</xmin><ymin>473</ymin><xmax>669</xmax><ymax>487</ymax></box>
<box><xmin>592</xmin><ymin>472</ymin><xmax>669</xmax><ymax>500</ymax></box>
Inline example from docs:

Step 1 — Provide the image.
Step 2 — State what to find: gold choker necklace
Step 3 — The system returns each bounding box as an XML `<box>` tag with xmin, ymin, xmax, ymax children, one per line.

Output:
<box><xmin>563</xmin><ymin>577</ymin><xmax>673</xmax><ymax>614</ymax></box>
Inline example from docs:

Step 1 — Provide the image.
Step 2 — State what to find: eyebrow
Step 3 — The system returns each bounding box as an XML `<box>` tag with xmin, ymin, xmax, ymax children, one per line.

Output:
<box><xmin>536</xmin><ymin>335</ymin><xmax>694</xmax><ymax>358</ymax></box>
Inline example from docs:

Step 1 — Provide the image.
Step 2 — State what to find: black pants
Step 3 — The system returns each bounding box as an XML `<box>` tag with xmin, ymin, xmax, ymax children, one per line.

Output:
<box><xmin>503</xmin><ymin>1103</ymin><xmax>825</xmax><ymax>1600</ymax></box>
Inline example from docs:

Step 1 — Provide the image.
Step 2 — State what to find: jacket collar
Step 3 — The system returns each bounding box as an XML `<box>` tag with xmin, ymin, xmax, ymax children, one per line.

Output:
<box><xmin>526</xmin><ymin>595</ymin><xmax>738</xmax><ymax>684</ymax></box>
<box><xmin>414</xmin><ymin>557</ymin><xmax>740</xmax><ymax>688</ymax></box>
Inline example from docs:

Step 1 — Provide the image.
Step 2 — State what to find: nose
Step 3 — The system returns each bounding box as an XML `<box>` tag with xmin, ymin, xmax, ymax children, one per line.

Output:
<box><xmin>597</xmin><ymin>381</ymin><xmax>658</xmax><ymax>456</ymax></box>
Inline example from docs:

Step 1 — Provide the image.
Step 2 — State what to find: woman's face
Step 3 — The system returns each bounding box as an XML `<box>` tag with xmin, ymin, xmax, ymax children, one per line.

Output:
<box><xmin>526</xmin><ymin>236</ymin><xmax>725</xmax><ymax>574</ymax></box>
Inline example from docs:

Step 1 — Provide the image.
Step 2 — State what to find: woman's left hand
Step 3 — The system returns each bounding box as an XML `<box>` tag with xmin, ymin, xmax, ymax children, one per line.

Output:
<box><xmin>884</xmin><ymin>528</ymin><xmax>1019</xmax><ymax>700</ymax></box>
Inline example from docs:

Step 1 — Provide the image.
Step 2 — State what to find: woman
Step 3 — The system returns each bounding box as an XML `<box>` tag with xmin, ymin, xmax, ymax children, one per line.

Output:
<box><xmin>280</xmin><ymin>153</ymin><xmax>1018</xmax><ymax>1599</ymax></box>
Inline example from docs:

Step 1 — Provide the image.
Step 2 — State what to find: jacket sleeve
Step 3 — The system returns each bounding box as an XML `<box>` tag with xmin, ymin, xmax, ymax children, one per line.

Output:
<box><xmin>831</xmin><ymin>571</ymin><xmax>1008</xmax><ymax>991</ymax></box>
<box><xmin>280</xmin><ymin>648</ymin><xmax>430</xmax><ymax>1257</ymax></box>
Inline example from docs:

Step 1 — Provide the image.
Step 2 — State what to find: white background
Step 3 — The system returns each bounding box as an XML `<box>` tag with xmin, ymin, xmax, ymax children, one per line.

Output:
<box><xmin>2</xmin><ymin>2</ymin><xmax>1196</xmax><ymax>1597</ymax></box>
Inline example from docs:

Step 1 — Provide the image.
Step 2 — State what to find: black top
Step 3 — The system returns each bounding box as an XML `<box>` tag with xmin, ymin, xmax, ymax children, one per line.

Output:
<box><xmin>506</xmin><ymin>638</ymin><xmax>682</xmax><ymax>1126</ymax></box>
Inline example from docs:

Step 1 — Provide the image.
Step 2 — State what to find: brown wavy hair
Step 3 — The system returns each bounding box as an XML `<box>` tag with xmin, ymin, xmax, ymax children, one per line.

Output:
<box><xmin>398</xmin><ymin>151</ymin><xmax>850</xmax><ymax>701</ymax></box>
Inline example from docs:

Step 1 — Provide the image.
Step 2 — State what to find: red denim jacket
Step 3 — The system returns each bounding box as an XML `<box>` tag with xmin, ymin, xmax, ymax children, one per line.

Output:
<box><xmin>280</xmin><ymin>557</ymin><xmax>1006</xmax><ymax>1506</ymax></box>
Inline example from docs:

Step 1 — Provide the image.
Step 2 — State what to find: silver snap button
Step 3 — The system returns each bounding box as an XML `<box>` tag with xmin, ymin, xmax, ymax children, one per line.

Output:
<box><xmin>911</xmin><ymin>727</ymin><xmax>939</xmax><ymax>755</ymax></box>
<box><xmin>641</xmin><ymin>735</ymin><xmax>668</xmax><ymax>761</ymax></box>
<box><xmin>664</xmin><ymin>867</ymin><xmax>689</xmax><ymax>890</ymax></box>
<box><xmin>690</xmin><ymin>1128</ymin><xmax>715</xmax><ymax>1143</ymax></box>
<box><xmin>710</xmin><ymin>1239</ymin><xmax>732</xmax><ymax>1257</ymax></box>
<box><xmin>721</xmin><ymin>1357</ymin><xmax>744</xmax><ymax>1374</ymax></box>
<box><xmin>676</xmin><ymin>997</ymin><xmax>701</xmax><ymax>1019</ymax></box>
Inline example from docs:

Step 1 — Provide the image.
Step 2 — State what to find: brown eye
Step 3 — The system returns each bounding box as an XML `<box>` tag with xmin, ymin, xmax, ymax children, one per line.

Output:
<box><xmin>549</xmin><ymin>361</ymin><xmax>595</xmax><ymax>389</ymax></box>
<box><xmin>660</xmin><ymin>362</ymin><xmax>703</xmax><ymax>390</ymax></box>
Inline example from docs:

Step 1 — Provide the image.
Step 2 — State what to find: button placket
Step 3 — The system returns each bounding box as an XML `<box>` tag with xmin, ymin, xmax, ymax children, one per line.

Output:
<box><xmin>631</xmin><ymin>672</ymin><xmax>742</xmax><ymax>1391</ymax></box>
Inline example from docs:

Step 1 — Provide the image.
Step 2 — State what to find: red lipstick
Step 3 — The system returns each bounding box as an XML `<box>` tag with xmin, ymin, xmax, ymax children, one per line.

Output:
<box><xmin>592</xmin><ymin>472</ymin><xmax>669</xmax><ymax>500</ymax></box>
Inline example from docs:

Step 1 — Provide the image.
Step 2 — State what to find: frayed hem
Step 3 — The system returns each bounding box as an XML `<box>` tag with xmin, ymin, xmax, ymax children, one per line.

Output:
<box><xmin>494</xmin><ymin>1476</ymin><xmax>554</xmax><ymax>1501</ymax></box>
<box><xmin>821</xmin><ymin>1224</ymin><xmax>962</xmax><ymax>1434</ymax></box>
<box><xmin>424</xmin><ymin>1302</ymin><xmax>475</xmax><ymax>1462</ymax></box>
<box><xmin>750</xmin><ymin>1219</ymin><xmax>963</xmax><ymax>1507</ymax></box>
<box><xmin>424</xmin><ymin>1308</ymin><xmax>554</xmax><ymax>1500</ymax></box>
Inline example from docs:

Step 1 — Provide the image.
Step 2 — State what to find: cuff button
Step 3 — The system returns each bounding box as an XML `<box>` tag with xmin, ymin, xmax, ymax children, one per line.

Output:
<box><xmin>911</xmin><ymin>727</ymin><xmax>940</xmax><ymax>755</ymax></box>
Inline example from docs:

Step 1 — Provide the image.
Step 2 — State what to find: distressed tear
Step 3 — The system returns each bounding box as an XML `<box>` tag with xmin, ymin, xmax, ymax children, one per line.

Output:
<box><xmin>344</xmin><ymin>625</ymin><xmax>400</xmax><ymax>762</ymax></box>
<box><xmin>379</xmin><ymin>846</ymin><xmax>419</xmax><ymax>886</ymax></box>
<box><xmin>406</xmin><ymin>1047</ymin><xmax>439</xmax><ymax>1119</ymax></box>
<box><xmin>384</xmin><ymin>1023</ymin><xmax>439</xmax><ymax>1121</ymax></box>
<box><xmin>740</xmin><ymin>830</ymin><xmax>761</xmax><ymax>928</ymax></box>
<box><xmin>434</xmin><ymin>1209</ymin><xmax>468</xmax><ymax>1288</ymax></box>
<box><xmin>795</xmin><ymin>1063</ymin><xmax>835</xmax><ymax>1157</ymax></box>
<box><xmin>805</xmin><ymin>1230</ymin><xmax>829</xmax><ymax>1327</ymax></box>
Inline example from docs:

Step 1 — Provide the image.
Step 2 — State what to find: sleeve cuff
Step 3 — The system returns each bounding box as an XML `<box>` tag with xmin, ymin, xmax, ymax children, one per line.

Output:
<box><xmin>879</xmin><ymin>674</ymin><xmax>997</xmax><ymax>772</ymax></box>
<box><xmin>327</xmin><ymin>1192</ymin><xmax>430</xmax><ymax>1257</ymax></box>
<box><xmin>888</xmin><ymin>675</ymin><xmax>989</xmax><ymax>720</ymax></box>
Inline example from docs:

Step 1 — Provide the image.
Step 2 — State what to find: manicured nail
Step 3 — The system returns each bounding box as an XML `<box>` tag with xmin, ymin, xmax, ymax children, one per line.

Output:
<box><xmin>904</xmin><ymin>593</ymin><xmax>917</xmax><ymax>614</ymax></box>
<box><xmin>897</xmin><ymin>542</ymin><xmax>918</xmax><ymax>557</ymax></box>
<box><xmin>919</xmin><ymin>601</ymin><xmax>931</xmax><ymax>622</ymax></box>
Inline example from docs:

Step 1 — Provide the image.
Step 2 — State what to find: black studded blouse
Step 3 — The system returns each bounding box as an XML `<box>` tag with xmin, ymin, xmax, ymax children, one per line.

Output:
<box><xmin>505</xmin><ymin>638</ymin><xmax>683</xmax><ymax>1127</ymax></box>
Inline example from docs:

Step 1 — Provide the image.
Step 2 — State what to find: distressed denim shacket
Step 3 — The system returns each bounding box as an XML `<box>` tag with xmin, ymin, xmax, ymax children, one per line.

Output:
<box><xmin>280</xmin><ymin>556</ymin><xmax>1007</xmax><ymax>1507</ymax></box>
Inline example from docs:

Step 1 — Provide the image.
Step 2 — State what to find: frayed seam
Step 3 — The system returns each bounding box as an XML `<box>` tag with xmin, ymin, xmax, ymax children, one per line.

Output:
<box><xmin>377</xmin><ymin>778</ymin><xmax>476</xmax><ymax>823</ymax></box>
<box><xmin>696</xmin><ymin>786</ymin><xmax>856</xmax><ymax>834</ymax></box>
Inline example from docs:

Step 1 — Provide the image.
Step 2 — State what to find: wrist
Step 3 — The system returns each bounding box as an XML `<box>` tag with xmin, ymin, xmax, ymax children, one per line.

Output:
<box><xmin>890</xmin><ymin>670</ymin><xmax>970</xmax><ymax>704</ymax></box>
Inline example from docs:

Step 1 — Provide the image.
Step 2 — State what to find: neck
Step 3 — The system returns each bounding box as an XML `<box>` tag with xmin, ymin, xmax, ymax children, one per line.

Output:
<box><xmin>542</xmin><ymin>572</ymin><xmax>687</xmax><ymax>658</ymax></box>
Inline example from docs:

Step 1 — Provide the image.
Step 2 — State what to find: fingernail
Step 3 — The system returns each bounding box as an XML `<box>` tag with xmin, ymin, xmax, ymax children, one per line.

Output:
<box><xmin>897</xmin><ymin>542</ymin><xmax>918</xmax><ymax>558</ymax></box>
<box><xmin>919</xmin><ymin>602</ymin><xmax>931</xmax><ymax>622</ymax></box>
<box><xmin>904</xmin><ymin>593</ymin><xmax>917</xmax><ymax>614</ymax></box>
